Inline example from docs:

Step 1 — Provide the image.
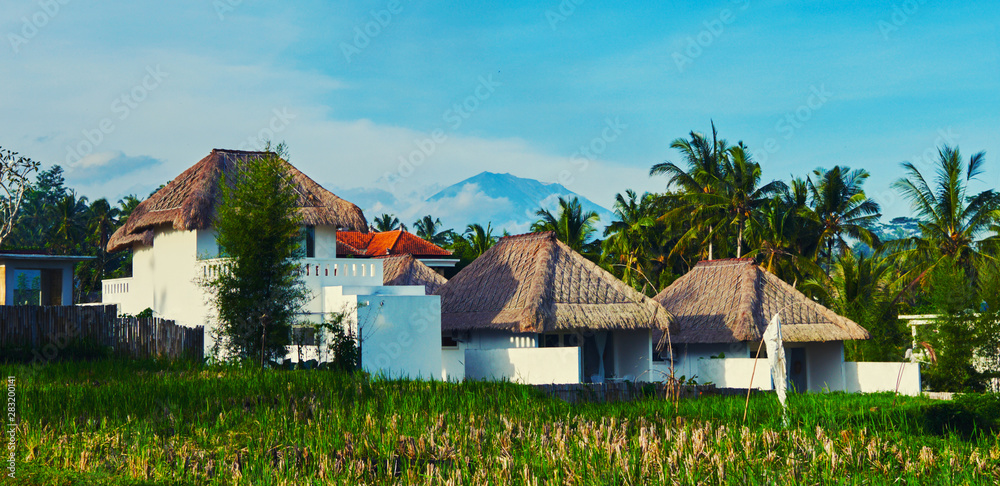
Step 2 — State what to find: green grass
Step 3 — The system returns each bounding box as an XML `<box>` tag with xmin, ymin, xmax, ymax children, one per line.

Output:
<box><xmin>4</xmin><ymin>359</ymin><xmax>999</xmax><ymax>485</ymax></box>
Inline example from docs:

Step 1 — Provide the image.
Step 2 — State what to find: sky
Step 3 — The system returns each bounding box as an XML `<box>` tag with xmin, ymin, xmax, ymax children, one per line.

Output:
<box><xmin>2</xmin><ymin>0</ymin><xmax>998</xmax><ymax>226</ymax></box>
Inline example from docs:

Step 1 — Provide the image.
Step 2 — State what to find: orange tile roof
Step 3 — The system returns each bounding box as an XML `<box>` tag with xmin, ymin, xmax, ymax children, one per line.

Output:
<box><xmin>336</xmin><ymin>230</ymin><xmax>452</xmax><ymax>258</ymax></box>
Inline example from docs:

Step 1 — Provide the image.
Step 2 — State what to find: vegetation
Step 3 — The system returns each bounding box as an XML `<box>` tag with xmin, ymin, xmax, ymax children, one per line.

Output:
<box><xmin>0</xmin><ymin>146</ymin><xmax>40</xmax><ymax>248</ymax></box>
<box><xmin>8</xmin><ymin>360</ymin><xmax>1000</xmax><ymax>485</ymax></box>
<box><xmin>203</xmin><ymin>143</ymin><xmax>309</xmax><ymax>365</ymax></box>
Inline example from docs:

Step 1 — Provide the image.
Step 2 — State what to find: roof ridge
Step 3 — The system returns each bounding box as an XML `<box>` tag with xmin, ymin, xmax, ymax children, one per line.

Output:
<box><xmin>500</xmin><ymin>231</ymin><xmax>555</xmax><ymax>242</ymax></box>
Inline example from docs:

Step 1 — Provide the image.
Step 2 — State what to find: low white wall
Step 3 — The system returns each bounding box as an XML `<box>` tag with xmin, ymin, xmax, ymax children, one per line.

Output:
<box><xmin>442</xmin><ymin>348</ymin><xmax>464</xmax><ymax>381</ymax></box>
<box><xmin>845</xmin><ymin>361</ymin><xmax>921</xmax><ymax>396</ymax></box>
<box><xmin>698</xmin><ymin>358</ymin><xmax>774</xmax><ymax>390</ymax></box>
<box><xmin>465</xmin><ymin>348</ymin><xmax>580</xmax><ymax>384</ymax></box>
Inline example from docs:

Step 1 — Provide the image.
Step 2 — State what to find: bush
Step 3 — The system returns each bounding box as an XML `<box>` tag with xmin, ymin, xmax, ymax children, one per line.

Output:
<box><xmin>922</xmin><ymin>393</ymin><xmax>1000</xmax><ymax>437</ymax></box>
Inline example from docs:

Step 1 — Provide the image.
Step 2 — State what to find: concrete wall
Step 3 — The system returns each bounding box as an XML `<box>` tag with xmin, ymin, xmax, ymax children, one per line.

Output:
<box><xmin>697</xmin><ymin>358</ymin><xmax>774</xmax><ymax>389</ymax></box>
<box><xmin>325</xmin><ymin>285</ymin><xmax>442</xmax><ymax>380</ymax></box>
<box><xmin>465</xmin><ymin>347</ymin><xmax>581</xmax><ymax>384</ymax></box>
<box><xmin>442</xmin><ymin>348</ymin><xmax>464</xmax><ymax>381</ymax></box>
<box><xmin>845</xmin><ymin>361</ymin><xmax>921</xmax><ymax>396</ymax></box>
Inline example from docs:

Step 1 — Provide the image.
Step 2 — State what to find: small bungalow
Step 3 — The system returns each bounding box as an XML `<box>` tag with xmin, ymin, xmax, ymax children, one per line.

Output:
<box><xmin>0</xmin><ymin>251</ymin><xmax>94</xmax><ymax>305</ymax></box>
<box><xmin>435</xmin><ymin>231</ymin><xmax>672</xmax><ymax>384</ymax></box>
<box><xmin>652</xmin><ymin>258</ymin><xmax>870</xmax><ymax>392</ymax></box>
<box><xmin>380</xmin><ymin>254</ymin><xmax>447</xmax><ymax>294</ymax></box>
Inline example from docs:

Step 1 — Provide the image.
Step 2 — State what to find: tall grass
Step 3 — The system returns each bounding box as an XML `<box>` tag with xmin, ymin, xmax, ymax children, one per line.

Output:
<box><xmin>5</xmin><ymin>359</ymin><xmax>999</xmax><ymax>485</ymax></box>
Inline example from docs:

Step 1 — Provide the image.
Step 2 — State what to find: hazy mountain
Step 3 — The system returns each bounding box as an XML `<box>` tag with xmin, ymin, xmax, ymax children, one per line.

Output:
<box><xmin>424</xmin><ymin>172</ymin><xmax>613</xmax><ymax>234</ymax></box>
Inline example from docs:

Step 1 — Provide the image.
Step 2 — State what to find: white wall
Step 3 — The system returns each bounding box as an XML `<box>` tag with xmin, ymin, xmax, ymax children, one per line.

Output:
<box><xmin>442</xmin><ymin>348</ymin><xmax>464</xmax><ymax>381</ymax></box>
<box><xmin>696</xmin><ymin>358</ymin><xmax>774</xmax><ymax>389</ymax></box>
<box><xmin>845</xmin><ymin>362</ymin><xmax>921</xmax><ymax>396</ymax></box>
<box><xmin>314</xmin><ymin>225</ymin><xmax>338</xmax><ymax>258</ymax></box>
<box><xmin>465</xmin><ymin>348</ymin><xmax>581</xmax><ymax>384</ymax></box>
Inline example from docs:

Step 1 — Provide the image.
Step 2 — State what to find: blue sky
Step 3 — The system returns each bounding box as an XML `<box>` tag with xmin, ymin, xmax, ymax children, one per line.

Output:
<box><xmin>1</xmin><ymin>0</ymin><xmax>998</xmax><ymax>226</ymax></box>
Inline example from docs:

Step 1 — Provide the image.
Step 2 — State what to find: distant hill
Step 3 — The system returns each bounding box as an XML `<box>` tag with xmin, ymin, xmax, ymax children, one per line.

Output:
<box><xmin>425</xmin><ymin>172</ymin><xmax>614</xmax><ymax>233</ymax></box>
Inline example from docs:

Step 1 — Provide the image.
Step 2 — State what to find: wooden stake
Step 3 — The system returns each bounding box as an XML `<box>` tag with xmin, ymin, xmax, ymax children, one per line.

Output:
<box><xmin>743</xmin><ymin>338</ymin><xmax>766</xmax><ymax>423</ymax></box>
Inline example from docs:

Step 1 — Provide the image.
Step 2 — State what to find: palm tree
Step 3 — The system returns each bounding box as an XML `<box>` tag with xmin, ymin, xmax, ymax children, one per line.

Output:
<box><xmin>602</xmin><ymin>190</ymin><xmax>657</xmax><ymax>290</ymax></box>
<box><xmin>805</xmin><ymin>166</ymin><xmax>881</xmax><ymax>265</ymax></box>
<box><xmin>372</xmin><ymin>213</ymin><xmax>401</xmax><ymax>232</ymax></box>
<box><xmin>650</xmin><ymin>121</ymin><xmax>730</xmax><ymax>260</ymax></box>
<box><xmin>744</xmin><ymin>198</ymin><xmax>823</xmax><ymax>287</ymax></box>
<box><xmin>463</xmin><ymin>223</ymin><xmax>496</xmax><ymax>258</ymax></box>
<box><xmin>49</xmin><ymin>192</ymin><xmax>88</xmax><ymax>254</ymax></box>
<box><xmin>531</xmin><ymin>196</ymin><xmax>600</xmax><ymax>253</ymax></box>
<box><xmin>413</xmin><ymin>215</ymin><xmax>453</xmax><ymax>246</ymax></box>
<box><xmin>802</xmin><ymin>250</ymin><xmax>902</xmax><ymax>361</ymax></box>
<box><xmin>888</xmin><ymin>146</ymin><xmax>1000</xmax><ymax>284</ymax></box>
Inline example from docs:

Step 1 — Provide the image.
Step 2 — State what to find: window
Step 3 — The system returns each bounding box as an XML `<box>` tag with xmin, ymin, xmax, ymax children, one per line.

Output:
<box><xmin>442</xmin><ymin>335</ymin><xmax>458</xmax><ymax>348</ymax></box>
<box><xmin>563</xmin><ymin>333</ymin><xmax>580</xmax><ymax>347</ymax></box>
<box><xmin>303</xmin><ymin>226</ymin><xmax>316</xmax><ymax>258</ymax></box>
<box><xmin>541</xmin><ymin>334</ymin><xmax>561</xmax><ymax>348</ymax></box>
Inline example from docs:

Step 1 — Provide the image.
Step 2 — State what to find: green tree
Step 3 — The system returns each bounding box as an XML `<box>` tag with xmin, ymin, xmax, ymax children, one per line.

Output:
<box><xmin>531</xmin><ymin>196</ymin><xmax>600</xmax><ymax>253</ymax></box>
<box><xmin>49</xmin><ymin>192</ymin><xmax>89</xmax><ymax>254</ymax></box>
<box><xmin>463</xmin><ymin>223</ymin><xmax>496</xmax><ymax>258</ymax></box>
<box><xmin>889</xmin><ymin>146</ymin><xmax>1000</xmax><ymax>286</ymax></box>
<box><xmin>802</xmin><ymin>249</ymin><xmax>903</xmax><ymax>361</ymax></box>
<box><xmin>413</xmin><ymin>215</ymin><xmax>453</xmax><ymax>246</ymax></box>
<box><xmin>204</xmin><ymin>143</ymin><xmax>310</xmax><ymax>366</ymax></box>
<box><xmin>372</xmin><ymin>213</ymin><xmax>401</xmax><ymax>232</ymax></box>
<box><xmin>649</xmin><ymin>122</ymin><xmax>730</xmax><ymax>260</ymax></box>
<box><xmin>804</xmin><ymin>166</ymin><xmax>881</xmax><ymax>266</ymax></box>
<box><xmin>602</xmin><ymin>190</ymin><xmax>657</xmax><ymax>291</ymax></box>
<box><xmin>918</xmin><ymin>257</ymin><xmax>984</xmax><ymax>392</ymax></box>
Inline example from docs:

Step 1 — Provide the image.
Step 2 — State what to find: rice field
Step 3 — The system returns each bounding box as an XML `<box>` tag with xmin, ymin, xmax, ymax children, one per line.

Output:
<box><xmin>4</xmin><ymin>359</ymin><xmax>999</xmax><ymax>485</ymax></box>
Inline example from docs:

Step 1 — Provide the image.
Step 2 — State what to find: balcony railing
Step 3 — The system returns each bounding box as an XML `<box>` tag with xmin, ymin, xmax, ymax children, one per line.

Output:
<box><xmin>103</xmin><ymin>278</ymin><xmax>133</xmax><ymax>296</ymax></box>
<box><xmin>200</xmin><ymin>258</ymin><xmax>382</xmax><ymax>283</ymax></box>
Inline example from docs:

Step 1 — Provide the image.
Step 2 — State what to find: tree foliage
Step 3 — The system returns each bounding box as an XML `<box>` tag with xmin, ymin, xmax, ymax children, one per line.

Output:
<box><xmin>204</xmin><ymin>143</ymin><xmax>310</xmax><ymax>365</ymax></box>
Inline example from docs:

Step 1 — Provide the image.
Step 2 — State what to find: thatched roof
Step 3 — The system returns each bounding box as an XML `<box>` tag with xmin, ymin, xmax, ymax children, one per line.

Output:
<box><xmin>107</xmin><ymin>149</ymin><xmax>368</xmax><ymax>252</ymax></box>
<box><xmin>435</xmin><ymin>232</ymin><xmax>673</xmax><ymax>333</ymax></box>
<box><xmin>652</xmin><ymin>258</ymin><xmax>870</xmax><ymax>345</ymax></box>
<box><xmin>380</xmin><ymin>254</ymin><xmax>447</xmax><ymax>294</ymax></box>
<box><xmin>337</xmin><ymin>230</ymin><xmax>452</xmax><ymax>258</ymax></box>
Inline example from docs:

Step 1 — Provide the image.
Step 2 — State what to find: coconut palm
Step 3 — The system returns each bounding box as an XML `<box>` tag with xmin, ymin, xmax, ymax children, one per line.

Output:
<box><xmin>463</xmin><ymin>223</ymin><xmax>496</xmax><ymax>258</ymax></box>
<box><xmin>531</xmin><ymin>196</ymin><xmax>599</xmax><ymax>253</ymax></box>
<box><xmin>413</xmin><ymin>215</ymin><xmax>453</xmax><ymax>246</ymax></box>
<box><xmin>49</xmin><ymin>192</ymin><xmax>89</xmax><ymax>254</ymax></box>
<box><xmin>602</xmin><ymin>190</ymin><xmax>657</xmax><ymax>290</ymax></box>
<box><xmin>804</xmin><ymin>166</ymin><xmax>881</xmax><ymax>265</ymax></box>
<box><xmin>372</xmin><ymin>213</ymin><xmax>401</xmax><ymax>232</ymax></box>
<box><xmin>649</xmin><ymin>121</ymin><xmax>730</xmax><ymax>260</ymax></box>
<box><xmin>888</xmin><ymin>146</ymin><xmax>1000</xmax><ymax>283</ymax></box>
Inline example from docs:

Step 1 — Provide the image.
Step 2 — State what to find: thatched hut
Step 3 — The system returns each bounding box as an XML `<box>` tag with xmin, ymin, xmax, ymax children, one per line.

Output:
<box><xmin>652</xmin><ymin>258</ymin><xmax>870</xmax><ymax>392</ymax></box>
<box><xmin>435</xmin><ymin>232</ymin><xmax>672</xmax><ymax>384</ymax></box>
<box><xmin>380</xmin><ymin>254</ymin><xmax>447</xmax><ymax>294</ymax></box>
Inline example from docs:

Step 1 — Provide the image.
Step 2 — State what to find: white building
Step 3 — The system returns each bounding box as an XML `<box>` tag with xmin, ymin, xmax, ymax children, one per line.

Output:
<box><xmin>101</xmin><ymin>149</ymin><xmax>441</xmax><ymax>378</ymax></box>
<box><xmin>653</xmin><ymin>258</ymin><xmax>920</xmax><ymax>395</ymax></box>
<box><xmin>435</xmin><ymin>232</ymin><xmax>673</xmax><ymax>384</ymax></box>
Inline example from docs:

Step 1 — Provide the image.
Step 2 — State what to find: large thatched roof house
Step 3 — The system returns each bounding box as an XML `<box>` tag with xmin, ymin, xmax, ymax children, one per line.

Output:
<box><xmin>652</xmin><ymin>258</ymin><xmax>870</xmax><ymax>392</ymax></box>
<box><xmin>108</xmin><ymin>149</ymin><xmax>368</xmax><ymax>252</ymax></box>
<box><xmin>435</xmin><ymin>232</ymin><xmax>672</xmax><ymax>384</ymax></box>
<box><xmin>100</xmin><ymin>149</ymin><xmax>443</xmax><ymax>380</ymax></box>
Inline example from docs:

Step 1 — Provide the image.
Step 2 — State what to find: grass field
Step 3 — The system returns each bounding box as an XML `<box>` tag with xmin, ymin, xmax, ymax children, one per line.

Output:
<box><xmin>4</xmin><ymin>359</ymin><xmax>999</xmax><ymax>485</ymax></box>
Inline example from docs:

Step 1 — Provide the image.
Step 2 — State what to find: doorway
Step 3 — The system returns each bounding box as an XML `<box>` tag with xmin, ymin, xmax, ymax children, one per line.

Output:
<box><xmin>788</xmin><ymin>347</ymin><xmax>807</xmax><ymax>392</ymax></box>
